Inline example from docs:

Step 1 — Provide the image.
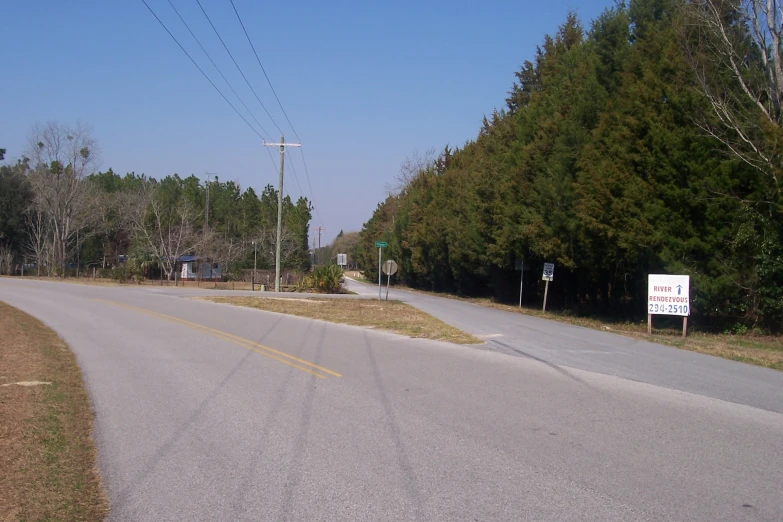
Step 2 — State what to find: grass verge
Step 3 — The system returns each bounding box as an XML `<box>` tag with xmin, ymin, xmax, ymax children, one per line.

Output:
<box><xmin>199</xmin><ymin>296</ymin><xmax>481</xmax><ymax>344</ymax></box>
<box><xmin>2</xmin><ymin>275</ymin><xmax>259</xmax><ymax>290</ymax></box>
<box><xmin>0</xmin><ymin>302</ymin><xmax>108</xmax><ymax>521</ymax></box>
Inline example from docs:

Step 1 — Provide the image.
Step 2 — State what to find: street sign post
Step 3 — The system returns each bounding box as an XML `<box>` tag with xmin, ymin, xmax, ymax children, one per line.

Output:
<box><xmin>375</xmin><ymin>241</ymin><xmax>387</xmax><ymax>300</ymax></box>
<box><xmin>336</xmin><ymin>253</ymin><xmax>347</xmax><ymax>267</ymax></box>
<box><xmin>648</xmin><ymin>274</ymin><xmax>690</xmax><ymax>337</ymax></box>
<box><xmin>383</xmin><ymin>259</ymin><xmax>398</xmax><ymax>300</ymax></box>
<box><xmin>515</xmin><ymin>257</ymin><xmax>526</xmax><ymax>308</ymax></box>
<box><xmin>542</xmin><ymin>263</ymin><xmax>554</xmax><ymax>312</ymax></box>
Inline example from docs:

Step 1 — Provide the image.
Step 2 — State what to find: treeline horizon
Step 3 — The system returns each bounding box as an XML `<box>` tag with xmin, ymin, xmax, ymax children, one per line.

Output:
<box><xmin>0</xmin><ymin>122</ymin><xmax>312</xmax><ymax>281</ymax></box>
<box><xmin>355</xmin><ymin>0</ymin><xmax>783</xmax><ymax>331</ymax></box>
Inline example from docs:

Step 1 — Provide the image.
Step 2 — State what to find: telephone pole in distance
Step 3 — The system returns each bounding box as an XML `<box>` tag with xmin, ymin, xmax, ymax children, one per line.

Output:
<box><xmin>263</xmin><ymin>136</ymin><xmax>301</xmax><ymax>292</ymax></box>
<box><xmin>314</xmin><ymin>226</ymin><xmax>325</xmax><ymax>265</ymax></box>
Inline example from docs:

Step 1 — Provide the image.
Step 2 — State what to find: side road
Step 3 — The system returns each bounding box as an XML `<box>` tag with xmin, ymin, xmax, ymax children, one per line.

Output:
<box><xmin>343</xmin><ymin>277</ymin><xmax>783</xmax><ymax>414</ymax></box>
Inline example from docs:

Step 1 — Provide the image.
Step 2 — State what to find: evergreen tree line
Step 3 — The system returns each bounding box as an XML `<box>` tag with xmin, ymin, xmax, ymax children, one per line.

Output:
<box><xmin>0</xmin><ymin>122</ymin><xmax>312</xmax><ymax>280</ymax></box>
<box><xmin>356</xmin><ymin>0</ymin><xmax>783</xmax><ymax>331</ymax></box>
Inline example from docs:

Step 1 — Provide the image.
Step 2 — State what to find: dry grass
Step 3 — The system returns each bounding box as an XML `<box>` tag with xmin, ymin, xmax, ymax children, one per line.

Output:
<box><xmin>200</xmin><ymin>296</ymin><xmax>481</xmax><ymax>344</ymax></box>
<box><xmin>2</xmin><ymin>275</ymin><xmax>262</xmax><ymax>291</ymax></box>
<box><xmin>2</xmin><ymin>275</ymin><xmax>122</xmax><ymax>287</ymax></box>
<box><xmin>0</xmin><ymin>302</ymin><xmax>108</xmax><ymax>521</ymax></box>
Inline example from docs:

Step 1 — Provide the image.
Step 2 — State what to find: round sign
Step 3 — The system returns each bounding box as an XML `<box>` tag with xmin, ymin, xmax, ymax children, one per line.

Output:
<box><xmin>382</xmin><ymin>259</ymin><xmax>398</xmax><ymax>276</ymax></box>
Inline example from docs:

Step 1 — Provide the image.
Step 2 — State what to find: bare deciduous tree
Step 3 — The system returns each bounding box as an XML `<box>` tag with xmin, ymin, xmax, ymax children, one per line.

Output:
<box><xmin>684</xmin><ymin>0</ymin><xmax>783</xmax><ymax>201</ymax></box>
<box><xmin>0</xmin><ymin>243</ymin><xmax>13</xmax><ymax>275</ymax></box>
<box><xmin>385</xmin><ymin>148</ymin><xmax>437</xmax><ymax>196</ymax></box>
<box><xmin>25</xmin><ymin>122</ymin><xmax>101</xmax><ymax>275</ymax></box>
<box><xmin>255</xmin><ymin>226</ymin><xmax>299</xmax><ymax>269</ymax></box>
<box><xmin>24</xmin><ymin>205</ymin><xmax>50</xmax><ymax>276</ymax></box>
<box><xmin>121</xmin><ymin>183</ymin><xmax>203</xmax><ymax>280</ymax></box>
<box><xmin>211</xmin><ymin>234</ymin><xmax>248</xmax><ymax>280</ymax></box>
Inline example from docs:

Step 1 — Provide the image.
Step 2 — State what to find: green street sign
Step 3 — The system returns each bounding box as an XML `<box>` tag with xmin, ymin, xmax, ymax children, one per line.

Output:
<box><xmin>375</xmin><ymin>241</ymin><xmax>388</xmax><ymax>248</ymax></box>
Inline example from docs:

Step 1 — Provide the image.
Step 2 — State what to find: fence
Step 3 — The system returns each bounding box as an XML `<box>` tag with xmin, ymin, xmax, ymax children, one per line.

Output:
<box><xmin>239</xmin><ymin>269</ymin><xmax>304</xmax><ymax>287</ymax></box>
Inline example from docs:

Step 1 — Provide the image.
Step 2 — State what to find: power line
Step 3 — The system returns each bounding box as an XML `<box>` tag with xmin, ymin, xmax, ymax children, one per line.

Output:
<box><xmin>291</xmin><ymin>149</ymin><xmax>322</xmax><ymax>227</ymax></box>
<box><xmin>228</xmin><ymin>0</ymin><xmax>300</xmax><ymax>141</ymax></box>
<box><xmin>264</xmin><ymin>146</ymin><xmax>279</xmax><ymax>179</ymax></box>
<box><xmin>285</xmin><ymin>148</ymin><xmax>305</xmax><ymax>200</ymax></box>
<box><xmin>164</xmin><ymin>0</ymin><xmax>271</xmax><ymax>140</ymax></box>
<box><xmin>227</xmin><ymin>0</ymin><xmax>319</xmax><ymax>220</ymax></box>
<box><xmin>139</xmin><ymin>0</ymin><xmax>264</xmax><ymax>140</ymax></box>
<box><xmin>195</xmin><ymin>0</ymin><xmax>283</xmax><ymax>136</ymax></box>
<box><xmin>298</xmin><ymin>147</ymin><xmax>318</xmax><ymax>217</ymax></box>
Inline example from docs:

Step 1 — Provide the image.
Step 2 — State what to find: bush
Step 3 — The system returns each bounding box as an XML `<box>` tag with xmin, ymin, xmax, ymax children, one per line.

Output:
<box><xmin>300</xmin><ymin>265</ymin><xmax>344</xmax><ymax>293</ymax></box>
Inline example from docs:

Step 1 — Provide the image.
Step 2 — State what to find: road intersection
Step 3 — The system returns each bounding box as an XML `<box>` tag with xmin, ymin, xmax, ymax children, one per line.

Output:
<box><xmin>1</xmin><ymin>277</ymin><xmax>781</xmax><ymax>521</ymax></box>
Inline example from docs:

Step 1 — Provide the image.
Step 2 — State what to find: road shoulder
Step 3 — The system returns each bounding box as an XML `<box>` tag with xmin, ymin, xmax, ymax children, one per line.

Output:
<box><xmin>0</xmin><ymin>301</ymin><xmax>108</xmax><ymax>521</ymax></box>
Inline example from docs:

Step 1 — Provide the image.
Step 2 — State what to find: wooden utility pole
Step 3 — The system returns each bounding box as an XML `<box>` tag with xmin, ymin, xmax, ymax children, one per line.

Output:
<box><xmin>314</xmin><ymin>226</ymin><xmax>325</xmax><ymax>265</ymax></box>
<box><xmin>204</xmin><ymin>172</ymin><xmax>217</xmax><ymax>281</ymax></box>
<box><xmin>204</xmin><ymin>172</ymin><xmax>217</xmax><ymax>231</ymax></box>
<box><xmin>316</xmin><ymin>226</ymin><xmax>325</xmax><ymax>251</ymax></box>
<box><xmin>263</xmin><ymin>137</ymin><xmax>301</xmax><ymax>291</ymax></box>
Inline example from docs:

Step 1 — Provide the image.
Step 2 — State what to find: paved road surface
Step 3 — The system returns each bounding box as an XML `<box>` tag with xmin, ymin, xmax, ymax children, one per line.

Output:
<box><xmin>1</xmin><ymin>278</ymin><xmax>782</xmax><ymax>521</ymax></box>
<box><xmin>345</xmin><ymin>277</ymin><xmax>783</xmax><ymax>414</ymax></box>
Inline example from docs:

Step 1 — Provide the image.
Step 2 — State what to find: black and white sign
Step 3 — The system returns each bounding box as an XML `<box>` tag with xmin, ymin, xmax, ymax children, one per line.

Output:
<box><xmin>337</xmin><ymin>253</ymin><xmax>347</xmax><ymax>266</ymax></box>
<box><xmin>648</xmin><ymin>274</ymin><xmax>690</xmax><ymax>316</ymax></box>
<box><xmin>542</xmin><ymin>263</ymin><xmax>554</xmax><ymax>281</ymax></box>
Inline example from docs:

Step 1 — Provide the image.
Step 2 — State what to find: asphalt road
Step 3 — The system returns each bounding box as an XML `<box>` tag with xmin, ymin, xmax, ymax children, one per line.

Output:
<box><xmin>345</xmin><ymin>277</ymin><xmax>783</xmax><ymax>414</ymax></box>
<box><xmin>1</xmin><ymin>277</ymin><xmax>782</xmax><ymax>521</ymax></box>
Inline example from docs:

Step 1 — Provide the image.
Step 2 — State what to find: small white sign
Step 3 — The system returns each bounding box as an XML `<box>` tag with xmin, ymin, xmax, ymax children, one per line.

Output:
<box><xmin>648</xmin><ymin>274</ymin><xmax>690</xmax><ymax>316</ymax></box>
<box><xmin>337</xmin><ymin>253</ymin><xmax>347</xmax><ymax>266</ymax></box>
<box><xmin>542</xmin><ymin>263</ymin><xmax>554</xmax><ymax>281</ymax></box>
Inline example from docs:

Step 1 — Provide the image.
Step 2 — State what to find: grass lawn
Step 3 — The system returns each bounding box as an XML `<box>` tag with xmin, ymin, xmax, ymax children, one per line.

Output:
<box><xmin>0</xmin><ymin>302</ymin><xmax>108</xmax><ymax>521</ymax></box>
<box><xmin>198</xmin><ymin>296</ymin><xmax>481</xmax><ymax>345</ymax></box>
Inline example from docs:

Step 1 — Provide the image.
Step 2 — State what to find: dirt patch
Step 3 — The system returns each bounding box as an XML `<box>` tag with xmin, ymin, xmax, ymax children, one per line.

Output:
<box><xmin>0</xmin><ymin>301</ymin><xmax>108</xmax><ymax>521</ymax></box>
<box><xmin>198</xmin><ymin>296</ymin><xmax>481</xmax><ymax>345</ymax></box>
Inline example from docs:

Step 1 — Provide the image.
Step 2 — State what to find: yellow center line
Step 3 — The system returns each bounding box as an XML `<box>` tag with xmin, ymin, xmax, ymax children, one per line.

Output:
<box><xmin>94</xmin><ymin>299</ymin><xmax>342</xmax><ymax>379</ymax></box>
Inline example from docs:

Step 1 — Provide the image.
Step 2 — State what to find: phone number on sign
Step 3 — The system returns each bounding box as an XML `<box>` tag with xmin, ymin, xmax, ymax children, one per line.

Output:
<box><xmin>648</xmin><ymin>303</ymin><xmax>688</xmax><ymax>314</ymax></box>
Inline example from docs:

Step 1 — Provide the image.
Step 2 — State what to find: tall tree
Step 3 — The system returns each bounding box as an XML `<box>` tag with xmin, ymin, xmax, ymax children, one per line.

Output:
<box><xmin>26</xmin><ymin>122</ymin><xmax>100</xmax><ymax>275</ymax></box>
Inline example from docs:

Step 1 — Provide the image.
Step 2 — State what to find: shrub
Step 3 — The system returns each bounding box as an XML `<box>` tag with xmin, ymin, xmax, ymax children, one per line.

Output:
<box><xmin>300</xmin><ymin>264</ymin><xmax>344</xmax><ymax>293</ymax></box>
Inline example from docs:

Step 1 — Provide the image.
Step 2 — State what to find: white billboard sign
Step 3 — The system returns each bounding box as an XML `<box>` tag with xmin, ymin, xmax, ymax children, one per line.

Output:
<box><xmin>648</xmin><ymin>274</ymin><xmax>690</xmax><ymax>316</ymax></box>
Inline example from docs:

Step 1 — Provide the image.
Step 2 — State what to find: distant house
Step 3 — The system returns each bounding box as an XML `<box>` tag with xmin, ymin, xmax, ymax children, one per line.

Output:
<box><xmin>179</xmin><ymin>255</ymin><xmax>222</xmax><ymax>281</ymax></box>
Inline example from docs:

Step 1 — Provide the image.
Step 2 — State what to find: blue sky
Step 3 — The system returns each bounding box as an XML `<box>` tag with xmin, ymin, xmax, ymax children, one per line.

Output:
<box><xmin>1</xmin><ymin>0</ymin><xmax>614</xmax><ymax>243</ymax></box>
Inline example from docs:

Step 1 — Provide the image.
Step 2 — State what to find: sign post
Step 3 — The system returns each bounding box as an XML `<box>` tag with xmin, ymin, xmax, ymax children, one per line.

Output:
<box><xmin>515</xmin><ymin>258</ymin><xmax>525</xmax><ymax>308</ymax></box>
<box><xmin>542</xmin><ymin>263</ymin><xmax>554</xmax><ymax>312</ymax></box>
<box><xmin>374</xmin><ymin>241</ymin><xmax>387</xmax><ymax>300</ymax></box>
<box><xmin>647</xmin><ymin>274</ymin><xmax>690</xmax><ymax>337</ymax></box>
<box><xmin>383</xmin><ymin>259</ymin><xmax>398</xmax><ymax>301</ymax></box>
<box><xmin>336</xmin><ymin>253</ymin><xmax>347</xmax><ymax>268</ymax></box>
